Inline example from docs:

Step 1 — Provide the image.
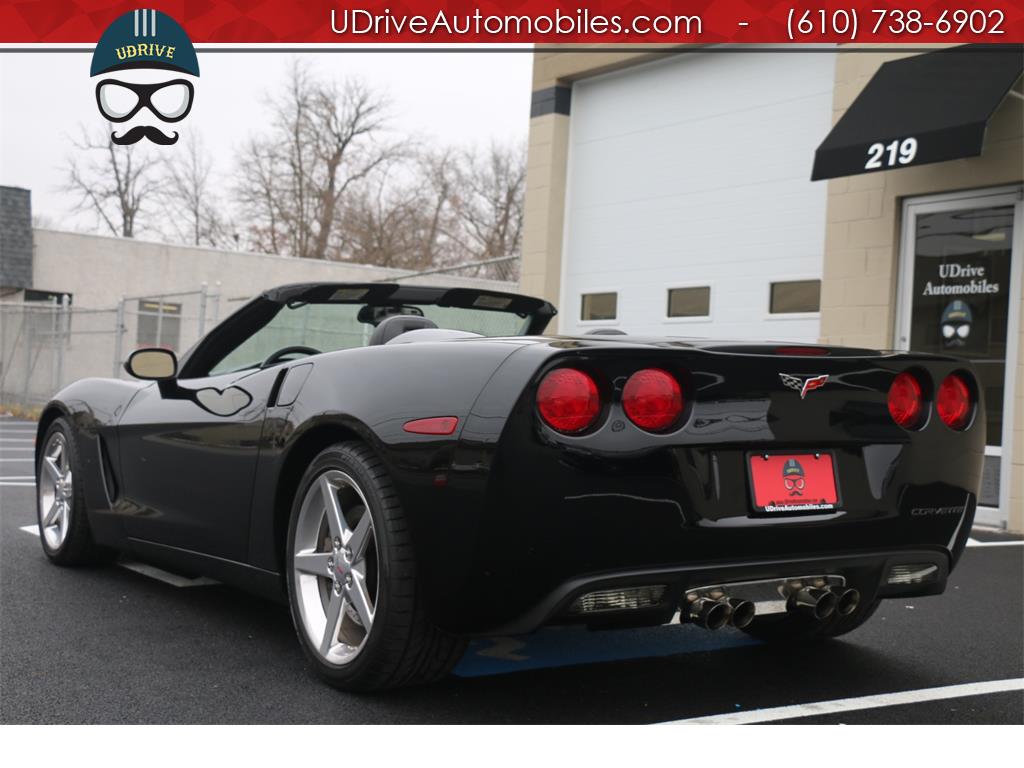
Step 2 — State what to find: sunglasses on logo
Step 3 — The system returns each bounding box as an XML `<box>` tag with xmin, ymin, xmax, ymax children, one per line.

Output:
<box><xmin>95</xmin><ymin>79</ymin><xmax>194</xmax><ymax>123</ymax></box>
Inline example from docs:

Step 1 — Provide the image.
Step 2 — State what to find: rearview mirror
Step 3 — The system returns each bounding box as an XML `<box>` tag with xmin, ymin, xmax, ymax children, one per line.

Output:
<box><xmin>125</xmin><ymin>348</ymin><xmax>178</xmax><ymax>381</ymax></box>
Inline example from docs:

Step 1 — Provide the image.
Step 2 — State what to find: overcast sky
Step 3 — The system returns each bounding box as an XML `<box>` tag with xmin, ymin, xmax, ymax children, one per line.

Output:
<box><xmin>0</xmin><ymin>48</ymin><xmax>533</xmax><ymax>233</ymax></box>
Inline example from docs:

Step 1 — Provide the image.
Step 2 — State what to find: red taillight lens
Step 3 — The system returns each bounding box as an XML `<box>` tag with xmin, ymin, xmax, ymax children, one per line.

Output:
<box><xmin>937</xmin><ymin>374</ymin><xmax>972</xmax><ymax>430</ymax></box>
<box><xmin>888</xmin><ymin>371</ymin><xmax>925</xmax><ymax>430</ymax></box>
<box><xmin>537</xmin><ymin>368</ymin><xmax>600</xmax><ymax>433</ymax></box>
<box><xmin>622</xmin><ymin>368</ymin><xmax>684</xmax><ymax>432</ymax></box>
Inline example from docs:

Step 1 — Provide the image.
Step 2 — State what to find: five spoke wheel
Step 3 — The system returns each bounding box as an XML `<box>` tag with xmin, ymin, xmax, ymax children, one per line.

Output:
<box><xmin>38</xmin><ymin>432</ymin><xmax>73</xmax><ymax>551</ymax></box>
<box><xmin>293</xmin><ymin>470</ymin><xmax>378</xmax><ymax>666</ymax></box>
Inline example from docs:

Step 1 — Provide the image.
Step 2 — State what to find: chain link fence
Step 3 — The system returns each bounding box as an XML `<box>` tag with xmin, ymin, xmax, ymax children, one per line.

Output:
<box><xmin>0</xmin><ymin>285</ymin><xmax>221</xmax><ymax>410</ymax></box>
<box><xmin>0</xmin><ymin>257</ymin><xmax>521</xmax><ymax>411</ymax></box>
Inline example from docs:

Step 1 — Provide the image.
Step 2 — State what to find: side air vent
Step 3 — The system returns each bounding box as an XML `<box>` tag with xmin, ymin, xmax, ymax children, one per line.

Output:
<box><xmin>97</xmin><ymin>435</ymin><xmax>119</xmax><ymax>502</ymax></box>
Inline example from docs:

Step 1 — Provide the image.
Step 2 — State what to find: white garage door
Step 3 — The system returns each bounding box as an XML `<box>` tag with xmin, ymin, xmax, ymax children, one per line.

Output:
<box><xmin>561</xmin><ymin>50</ymin><xmax>836</xmax><ymax>341</ymax></box>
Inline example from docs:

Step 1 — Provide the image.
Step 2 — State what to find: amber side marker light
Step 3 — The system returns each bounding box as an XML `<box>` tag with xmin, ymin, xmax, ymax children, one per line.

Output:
<box><xmin>536</xmin><ymin>368</ymin><xmax>601</xmax><ymax>434</ymax></box>
<box><xmin>937</xmin><ymin>374</ymin><xmax>972</xmax><ymax>430</ymax></box>
<box><xmin>403</xmin><ymin>416</ymin><xmax>459</xmax><ymax>435</ymax></box>
<box><xmin>888</xmin><ymin>371</ymin><xmax>925</xmax><ymax>430</ymax></box>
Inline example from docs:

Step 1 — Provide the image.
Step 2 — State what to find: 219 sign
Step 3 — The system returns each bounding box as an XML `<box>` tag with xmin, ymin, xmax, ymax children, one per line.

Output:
<box><xmin>865</xmin><ymin>136</ymin><xmax>918</xmax><ymax>170</ymax></box>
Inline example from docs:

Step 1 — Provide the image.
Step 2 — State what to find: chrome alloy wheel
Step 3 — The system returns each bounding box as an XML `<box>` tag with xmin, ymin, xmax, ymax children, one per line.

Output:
<box><xmin>293</xmin><ymin>470</ymin><xmax>379</xmax><ymax>666</ymax></box>
<box><xmin>38</xmin><ymin>432</ymin><xmax>73</xmax><ymax>550</ymax></box>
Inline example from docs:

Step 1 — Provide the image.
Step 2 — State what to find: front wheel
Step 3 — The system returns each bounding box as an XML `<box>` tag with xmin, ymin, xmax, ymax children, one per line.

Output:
<box><xmin>36</xmin><ymin>417</ymin><xmax>114</xmax><ymax>565</ymax></box>
<box><xmin>285</xmin><ymin>441</ymin><xmax>466</xmax><ymax>691</ymax></box>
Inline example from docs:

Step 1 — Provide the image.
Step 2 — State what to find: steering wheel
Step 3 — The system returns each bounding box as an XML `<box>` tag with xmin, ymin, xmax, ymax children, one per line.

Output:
<box><xmin>261</xmin><ymin>345</ymin><xmax>321</xmax><ymax>368</ymax></box>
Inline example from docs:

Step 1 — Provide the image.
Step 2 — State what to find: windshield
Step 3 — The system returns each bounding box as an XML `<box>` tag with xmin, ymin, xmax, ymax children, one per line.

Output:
<box><xmin>208</xmin><ymin>301</ymin><xmax>532</xmax><ymax>375</ymax></box>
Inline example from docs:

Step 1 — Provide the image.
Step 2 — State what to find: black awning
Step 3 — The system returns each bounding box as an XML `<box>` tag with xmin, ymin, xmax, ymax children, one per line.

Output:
<box><xmin>811</xmin><ymin>45</ymin><xmax>1023</xmax><ymax>181</ymax></box>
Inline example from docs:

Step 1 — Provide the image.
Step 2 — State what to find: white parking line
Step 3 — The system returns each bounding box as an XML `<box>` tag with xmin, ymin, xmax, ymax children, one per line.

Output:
<box><xmin>18</xmin><ymin>525</ymin><xmax>38</xmax><ymax>535</ymax></box>
<box><xmin>1</xmin><ymin>481</ymin><xmax>35</xmax><ymax>487</ymax></box>
<box><xmin>665</xmin><ymin>678</ymin><xmax>1024</xmax><ymax>724</ymax></box>
<box><xmin>0</xmin><ymin>476</ymin><xmax>34</xmax><ymax>480</ymax></box>
<box><xmin>0</xmin><ymin>458</ymin><xmax>34</xmax><ymax>462</ymax></box>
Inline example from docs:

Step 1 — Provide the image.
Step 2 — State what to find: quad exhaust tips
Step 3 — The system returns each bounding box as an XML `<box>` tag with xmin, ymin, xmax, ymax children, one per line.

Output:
<box><xmin>685</xmin><ymin>596</ymin><xmax>757</xmax><ymax>630</ymax></box>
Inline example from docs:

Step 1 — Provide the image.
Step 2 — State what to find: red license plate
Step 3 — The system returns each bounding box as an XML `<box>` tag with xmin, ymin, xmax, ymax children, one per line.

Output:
<box><xmin>748</xmin><ymin>453</ymin><xmax>839</xmax><ymax>513</ymax></box>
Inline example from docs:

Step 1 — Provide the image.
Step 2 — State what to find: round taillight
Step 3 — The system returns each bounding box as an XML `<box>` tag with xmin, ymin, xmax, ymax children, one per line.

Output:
<box><xmin>937</xmin><ymin>374</ymin><xmax>972</xmax><ymax>430</ymax></box>
<box><xmin>622</xmin><ymin>368</ymin><xmax>684</xmax><ymax>432</ymax></box>
<box><xmin>888</xmin><ymin>371</ymin><xmax>925</xmax><ymax>430</ymax></box>
<box><xmin>536</xmin><ymin>368</ymin><xmax>600</xmax><ymax>434</ymax></box>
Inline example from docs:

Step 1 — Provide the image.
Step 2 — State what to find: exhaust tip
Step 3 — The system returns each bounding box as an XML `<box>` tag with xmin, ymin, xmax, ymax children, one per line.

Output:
<box><xmin>688</xmin><ymin>597</ymin><xmax>731</xmax><ymax>630</ymax></box>
<box><xmin>724</xmin><ymin>598</ymin><xmax>756</xmax><ymax>629</ymax></box>
<box><xmin>814</xmin><ymin>591</ymin><xmax>838</xmax><ymax>620</ymax></box>
<box><xmin>835</xmin><ymin>587</ymin><xmax>860</xmax><ymax>616</ymax></box>
<box><xmin>788</xmin><ymin>586</ymin><xmax>837</xmax><ymax>621</ymax></box>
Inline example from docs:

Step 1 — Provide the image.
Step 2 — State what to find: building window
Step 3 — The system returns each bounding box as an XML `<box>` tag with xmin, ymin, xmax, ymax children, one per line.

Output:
<box><xmin>770</xmin><ymin>280</ymin><xmax>821</xmax><ymax>314</ymax></box>
<box><xmin>581</xmin><ymin>292</ymin><xmax>617</xmax><ymax>321</ymax></box>
<box><xmin>137</xmin><ymin>300</ymin><xmax>182</xmax><ymax>350</ymax></box>
<box><xmin>667</xmin><ymin>286</ymin><xmax>711</xmax><ymax>318</ymax></box>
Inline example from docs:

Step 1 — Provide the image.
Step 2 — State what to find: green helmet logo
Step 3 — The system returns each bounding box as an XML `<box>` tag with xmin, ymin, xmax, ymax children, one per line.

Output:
<box><xmin>91</xmin><ymin>9</ymin><xmax>199</xmax><ymax>77</ymax></box>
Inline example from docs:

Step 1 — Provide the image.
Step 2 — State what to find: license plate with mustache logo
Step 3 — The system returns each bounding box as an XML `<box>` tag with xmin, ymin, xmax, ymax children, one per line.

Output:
<box><xmin>748</xmin><ymin>453</ymin><xmax>839</xmax><ymax>514</ymax></box>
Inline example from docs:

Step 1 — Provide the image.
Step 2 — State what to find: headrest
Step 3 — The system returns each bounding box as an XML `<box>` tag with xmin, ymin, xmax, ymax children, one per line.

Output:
<box><xmin>368</xmin><ymin>314</ymin><xmax>438</xmax><ymax>346</ymax></box>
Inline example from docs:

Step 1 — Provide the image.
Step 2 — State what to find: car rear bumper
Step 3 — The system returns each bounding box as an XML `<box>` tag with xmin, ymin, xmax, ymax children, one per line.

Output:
<box><xmin>477</xmin><ymin>548</ymin><xmax>950</xmax><ymax>636</ymax></box>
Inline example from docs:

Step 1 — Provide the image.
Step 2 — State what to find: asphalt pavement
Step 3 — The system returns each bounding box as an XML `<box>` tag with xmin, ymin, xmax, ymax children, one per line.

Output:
<box><xmin>1</xmin><ymin>419</ymin><xmax>1021</xmax><ymax>724</ymax></box>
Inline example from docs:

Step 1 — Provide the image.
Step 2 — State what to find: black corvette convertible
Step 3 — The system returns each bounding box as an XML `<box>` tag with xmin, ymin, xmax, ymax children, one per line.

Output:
<box><xmin>36</xmin><ymin>282</ymin><xmax>984</xmax><ymax>690</ymax></box>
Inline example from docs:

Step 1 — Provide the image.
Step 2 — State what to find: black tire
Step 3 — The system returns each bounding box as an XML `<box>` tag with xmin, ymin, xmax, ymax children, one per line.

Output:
<box><xmin>35</xmin><ymin>417</ymin><xmax>115</xmax><ymax>566</ymax></box>
<box><xmin>740</xmin><ymin>596</ymin><xmax>881</xmax><ymax>644</ymax></box>
<box><xmin>285</xmin><ymin>441</ymin><xmax>466</xmax><ymax>692</ymax></box>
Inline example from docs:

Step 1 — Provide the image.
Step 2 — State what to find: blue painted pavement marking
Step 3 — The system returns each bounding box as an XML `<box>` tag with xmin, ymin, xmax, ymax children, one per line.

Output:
<box><xmin>454</xmin><ymin>622</ymin><xmax>761</xmax><ymax>677</ymax></box>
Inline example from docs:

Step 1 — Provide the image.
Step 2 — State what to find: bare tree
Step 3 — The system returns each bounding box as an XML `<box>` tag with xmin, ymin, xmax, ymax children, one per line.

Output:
<box><xmin>235</xmin><ymin>62</ymin><xmax>396</xmax><ymax>259</ymax></box>
<box><xmin>338</xmin><ymin>150</ymin><xmax>457</xmax><ymax>270</ymax></box>
<box><xmin>334</xmin><ymin>144</ymin><xmax>526</xmax><ymax>275</ymax></box>
<box><xmin>158</xmin><ymin>134</ymin><xmax>226</xmax><ymax>247</ymax></box>
<box><xmin>63</xmin><ymin>124</ymin><xmax>163</xmax><ymax>238</ymax></box>
<box><xmin>447</xmin><ymin>142</ymin><xmax>526</xmax><ymax>265</ymax></box>
<box><xmin>235</xmin><ymin>136</ymin><xmax>283</xmax><ymax>254</ymax></box>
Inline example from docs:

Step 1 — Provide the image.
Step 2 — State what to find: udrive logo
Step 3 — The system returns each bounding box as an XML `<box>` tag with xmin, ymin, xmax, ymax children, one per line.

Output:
<box><xmin>90</xmin><ymin>9</ymin><xmax>200</xmax><ymax>146</ymax></box>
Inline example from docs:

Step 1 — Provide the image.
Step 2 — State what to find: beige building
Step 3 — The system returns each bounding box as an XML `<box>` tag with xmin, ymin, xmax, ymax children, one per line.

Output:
<box><xmin>521</xmin><ymin>45</ymin><xmax>1023</xmax><ymax>531</ymax></box>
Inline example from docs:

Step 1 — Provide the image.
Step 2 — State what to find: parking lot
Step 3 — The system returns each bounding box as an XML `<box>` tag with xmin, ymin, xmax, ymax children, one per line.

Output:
<box><xmin>1</xmin><ymin>418</ymin><xmax>1021</xmax><ymax>724</ymax></box>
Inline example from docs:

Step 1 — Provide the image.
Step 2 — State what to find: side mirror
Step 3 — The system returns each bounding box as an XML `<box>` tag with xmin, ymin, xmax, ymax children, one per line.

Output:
<box><xmin>125</xmin><ymin>348</ymin><xmax>178</xmax><ymax>381</ymax></box>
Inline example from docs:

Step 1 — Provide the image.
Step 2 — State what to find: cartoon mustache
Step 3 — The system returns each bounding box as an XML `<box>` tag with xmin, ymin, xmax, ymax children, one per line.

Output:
<box><xmin>111</xmin><ymin>126</ymin><xmax>179</xmax><ymax>145</ymax></box>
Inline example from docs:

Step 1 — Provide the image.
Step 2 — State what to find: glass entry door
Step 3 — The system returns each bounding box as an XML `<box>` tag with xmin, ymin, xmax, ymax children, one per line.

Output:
<box><xmin>896</xmin><ymin>188</ymin><xmax>1023</xmax><ymax>527</ymax></box>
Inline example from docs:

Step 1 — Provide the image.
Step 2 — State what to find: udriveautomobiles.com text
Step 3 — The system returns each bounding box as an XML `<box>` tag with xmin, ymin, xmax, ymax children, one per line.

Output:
<box><xmin>330</xmin><ymin>8</ymin><xmax>704</xmax><ymax>36</ymax></box>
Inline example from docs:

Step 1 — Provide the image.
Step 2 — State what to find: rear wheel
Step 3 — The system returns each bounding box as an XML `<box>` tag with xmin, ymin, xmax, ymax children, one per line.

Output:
<box><xmin>285</xmin><ymin>441</ymin><xmax>466</xmax><ymax>691</ymax></box>
<box><xmin>36</xmin><ymin>418</ymin><xmax>114</xmax><ymax>565</ymax></box>
<box><xmin>740</xmin><ymin>597</ymin><xmax>881</xmax><ymax>643</ymax></box>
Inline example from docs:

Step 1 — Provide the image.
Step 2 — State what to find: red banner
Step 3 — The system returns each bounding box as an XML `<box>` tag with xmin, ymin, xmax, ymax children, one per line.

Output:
<box><xmin>2</xmin><ymin>0</ymin><xmax>1023</xmax><ymax>43</ymax></box>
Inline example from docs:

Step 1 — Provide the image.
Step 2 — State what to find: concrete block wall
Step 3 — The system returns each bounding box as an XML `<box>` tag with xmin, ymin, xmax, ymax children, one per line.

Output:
<box><xmin>30</xmin><ymin>229</ymin><xmax>514</xmax><ymax>309</ymax></box>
